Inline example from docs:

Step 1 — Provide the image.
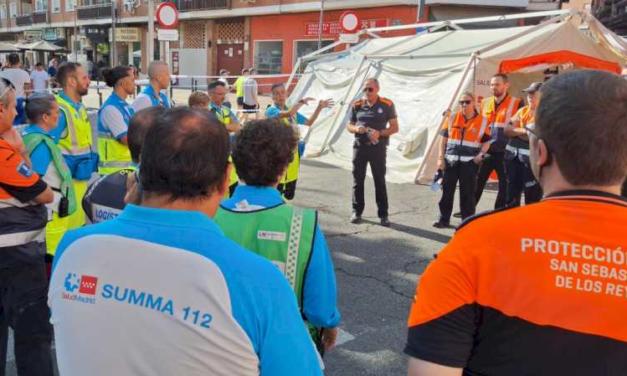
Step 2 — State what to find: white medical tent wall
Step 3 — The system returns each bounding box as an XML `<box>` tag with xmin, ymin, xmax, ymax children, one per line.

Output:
<box><xmin>288</xmin><ymin>10</ymin><xmax>627</xmax><ymax>184</ymax></box>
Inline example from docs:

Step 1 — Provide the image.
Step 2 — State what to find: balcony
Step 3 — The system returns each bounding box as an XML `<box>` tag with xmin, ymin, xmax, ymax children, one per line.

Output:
<box><xmin>32</xmin><ymin>10</ymin><xmax>48</xmax><ymax>24</ymax></box>
<box><xmin>174</xmin><ymin>0</ymin><xmax>229</xmax><ymax>12</ymax></box>
<box><xmin>16</xmin><ymin>14</ymin><xmax>32</xmax><ymax>26</ymax></box>
<box><xmin>77</xmin><ymin>3</ymin><xmax>112</xmax><ymax>19</ymax></box>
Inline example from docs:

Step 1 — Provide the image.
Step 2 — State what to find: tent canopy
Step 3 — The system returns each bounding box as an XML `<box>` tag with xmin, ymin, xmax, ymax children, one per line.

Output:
<box><xmin>0</xmin><ymin>42</ymin><xmax>19</xmax><ymax>52</ymax></box>
<box><xmin>16</xmin><ymin>40</ymin><xmax>65</xmax><ymax>52</ymax></box>
<box><xmin>289</xmin><ymin>10</ymin><xmax>627</xmax><ymax>184</ymax></box>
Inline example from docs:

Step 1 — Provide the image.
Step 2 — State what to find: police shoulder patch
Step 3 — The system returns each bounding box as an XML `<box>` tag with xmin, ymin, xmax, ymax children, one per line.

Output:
<box><xmin>16</xmin><ymin>161</ymin><xmax>33</xmax><ymax>177</ymax></box>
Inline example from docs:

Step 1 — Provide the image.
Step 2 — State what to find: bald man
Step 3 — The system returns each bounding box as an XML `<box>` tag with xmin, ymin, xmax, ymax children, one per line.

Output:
<box><xmin>132</xmin><ymin>61</ymin><xmax>172</xmax><ymax>111</ymax></box>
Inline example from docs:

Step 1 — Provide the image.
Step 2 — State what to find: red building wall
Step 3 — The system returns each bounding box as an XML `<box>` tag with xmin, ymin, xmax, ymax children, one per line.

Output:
<box><xmin>249</xmin><ymin>5</ymin><xmax>421</xmax><ymax>75</ymax></box>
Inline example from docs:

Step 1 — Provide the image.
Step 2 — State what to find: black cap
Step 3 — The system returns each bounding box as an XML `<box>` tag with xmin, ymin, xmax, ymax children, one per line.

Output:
<box><xmin>522</xmin><ymin>81</ymin><xmax>543</xmax><ymax>93</ymax></box>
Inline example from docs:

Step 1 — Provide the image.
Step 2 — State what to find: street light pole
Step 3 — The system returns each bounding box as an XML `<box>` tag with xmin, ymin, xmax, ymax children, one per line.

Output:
<box><xmin>111</xmin><ymin>0</ymin><xmax>117</xmax><ymax>65</ymax></box>
<box><xmin>147</xmin><ymin>0</ymin><xmax>154</xmax><ymax>65</ymax></box>
<box><xmin>317</xmin><ymin>0</ymin><xmax>325</xmax><ymax>49</ymax></box>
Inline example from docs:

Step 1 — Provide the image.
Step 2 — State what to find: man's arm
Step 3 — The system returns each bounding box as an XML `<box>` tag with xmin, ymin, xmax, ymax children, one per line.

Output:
<box><xmin>0</xmin><ymin>146</ymin><xmax>53</xmax><ymax>204</ymax></box>
<box><xmin>100</xmin><ymin>106</ymin><xmax>129</xmax><ymax>145</ymax></box>
<box><xmin>504</xmin><ymin>116</ymin><xmax>527</xmax><ymax>139</ymax></box>
<box><xmin>437</xmin><ymin>136</ymin><xmax>448</xmax><ymax>171</ymax></box>
<box><xmin>302</xmin><ymin>226</ymin><xmax>341</xmax><ymax>350</ymax></box>
<box><xmin>304</xmin><ymin>99</ymin><xmax>334</xmax><ymax>127</ymax></box>
<box><xmin>346</xmin><ymin>103</ymin><xmax>366</xmax><ymax>134</ymax></box>
<box><xmin>408</xmin><ymin>358</ymin><xmax>463</xmax><ymax>376</ymax></box>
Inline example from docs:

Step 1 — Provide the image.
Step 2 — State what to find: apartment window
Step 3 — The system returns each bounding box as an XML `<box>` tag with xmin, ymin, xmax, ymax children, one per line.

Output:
<box><xmin>52</xmin><ymin>0</ymin><xmax>61</xmax><ymax>12</ymax></box>
<box><xmin>65</xmin><ymin>0</ymin><xmax>75</xmax><ymax>11</ymax></box>
<box><xmin>254</xmin><ymin>41</ymin><xmax>283</xmax><ymax>75</ymax></box>
<box><xmin>9</xmin><ymin>2</ymin><xmax>16</xmax><ymax>18</ymax></box>
<box><xmin>35</xmin><ymin>0</ymin><xmax>48</xmax><ymax>11</ymax></box>
<box><xmin>0</xmin><ymin>4</ymin><xmax>6</xmax><ymax>19</ymax></box>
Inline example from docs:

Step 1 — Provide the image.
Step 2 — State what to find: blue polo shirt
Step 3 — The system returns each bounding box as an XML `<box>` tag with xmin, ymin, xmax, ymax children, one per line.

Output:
<box><xmin>23</xmin><ymin>124</ymin><xmax>53</xmax><ymax>176</ymax></box>
<box><xmin>49</xmin><ymin>204</ymin><xmax>322</xmax><ymax>376</ymax></box>
<box><xmin>221</xmin><ymin>185</ymin><xmax>341</xmax><ymax>329</ymax></box>
<box><xmin>265</xmin><ymin>105</ymin><xmax>308</xmax><ymax>125</ymax></box>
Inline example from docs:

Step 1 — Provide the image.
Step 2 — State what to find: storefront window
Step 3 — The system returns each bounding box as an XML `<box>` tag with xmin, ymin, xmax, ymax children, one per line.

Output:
<box><xmin>294</xmin><ymin>40</ymin><xmax>334</xmax><ymax>71</ymax></box>
<box><xmin>254</xmin><ymin>41</ymin><xmax>283</xmax><ymax>75</ymax></box>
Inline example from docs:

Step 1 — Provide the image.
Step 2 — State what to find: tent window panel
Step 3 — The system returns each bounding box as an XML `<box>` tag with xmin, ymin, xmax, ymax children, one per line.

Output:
<box><xmin>254</xmin><ymin>41</ymin><xmax>283</xmax><ymax>75</ymax></box>
<box><xmin>294</xmin><ymin>40</ymin><xmax>334</xmax><ymax>71</ymax></box>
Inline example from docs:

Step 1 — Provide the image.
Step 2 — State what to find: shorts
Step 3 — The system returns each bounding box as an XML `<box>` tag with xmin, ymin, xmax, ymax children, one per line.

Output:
<box><xmin>236</xmin><ymin>97</ymin><xmax>244</xmax><ymax>106</ymax></box>
<box><xmin>243</xmin><ymin>103</ymin><xmax>258</xmax><ymax>113</ymax></box>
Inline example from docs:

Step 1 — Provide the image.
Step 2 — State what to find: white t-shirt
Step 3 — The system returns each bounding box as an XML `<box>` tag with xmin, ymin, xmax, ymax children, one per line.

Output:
<box><xmin>0</xmin><ymin>68</ymin><xmax>31</xmax><ymax>98</ymax></box>
<box><xmin>243</xmin><ymin>77</ymin><xmax>258</xmax><ymax>106</ymax></box>
<box><xmin>30</xmin><ymin>70</ymin><xmax>49</xmax><ymax>93</ymax></box>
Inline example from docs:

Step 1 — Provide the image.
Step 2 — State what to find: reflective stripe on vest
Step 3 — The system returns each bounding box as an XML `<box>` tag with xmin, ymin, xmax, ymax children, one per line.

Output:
<box><xmin>56</xmin><ymin>95</ymin><xmax>92</xmax><ymax>156</ymax></box>
<box><xmin>0</xmin><ymin>229</ymin><xmax>45</xmax><ymax>247</ymax></box>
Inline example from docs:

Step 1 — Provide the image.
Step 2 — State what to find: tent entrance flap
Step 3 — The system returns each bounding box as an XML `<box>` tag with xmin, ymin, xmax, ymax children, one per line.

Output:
<box><xmin>499</xmin><ymin>50</ymin><xmax>622</xmax><ymax>74</ymax></box>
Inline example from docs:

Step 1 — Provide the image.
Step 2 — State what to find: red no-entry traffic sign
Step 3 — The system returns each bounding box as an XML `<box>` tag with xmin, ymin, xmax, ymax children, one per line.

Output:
<box><xmin>156</xmin><ymin>2</ymin><xmax>179</xmax><ymax>29</ymax></box>
<box><xmin>340</xmin><ymin>11</ymin><xmax>360</xmax><ymax>34</ymax></box>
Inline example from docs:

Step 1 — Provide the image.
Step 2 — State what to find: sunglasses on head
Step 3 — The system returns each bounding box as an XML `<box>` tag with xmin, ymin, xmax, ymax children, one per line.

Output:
<box><xmin>363</xmin><ymin>87</ymin><xmax>375</xmax><ymax>93</ymax></box>
<box><xmin>0</xmin><ymin>78</ymin><xmax>14</xmax><ymax>99</ymax></box>
<box><xmin>459</xmin><ymin>100</ymin><xmax>471</xmax><ymax>105</ymax></box>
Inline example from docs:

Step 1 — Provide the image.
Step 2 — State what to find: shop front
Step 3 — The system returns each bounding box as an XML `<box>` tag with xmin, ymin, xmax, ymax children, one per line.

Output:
<box><xmin>249</xmin><ymin>5</ymin><xmax>419</xmax><ymax>76</ymax></box>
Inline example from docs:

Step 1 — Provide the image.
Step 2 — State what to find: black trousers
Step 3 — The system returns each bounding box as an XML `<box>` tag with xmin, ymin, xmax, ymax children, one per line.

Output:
<box><xmin>0</xmin><ymin>263</ymin><xmax>53</xmax><ymax>376</ymax></box>
<box><xmin>475</xmin><ymin>152</ymin><xmax>507</xmax><ymax>210</ymax></box>
<box><xmin>505</xmin><ymin>157</ymin><xmax>543</xmax><ymax>207</ymax></box>
<box><xmin>439</xmin><ymin>160</ymin><xmax>478</xmax><ymax>223</ymax></box>
<box><xmin>352</xmin><ymin>144</ymin><xmax>388</xmax><ymax>218</ymax></box>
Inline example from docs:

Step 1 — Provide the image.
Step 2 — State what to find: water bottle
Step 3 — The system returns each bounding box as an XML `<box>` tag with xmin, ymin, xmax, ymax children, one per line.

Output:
<box><xmin>431</xmin><ymin>170</ymin><xmax>444</xmax><ymax>192</ymax></box>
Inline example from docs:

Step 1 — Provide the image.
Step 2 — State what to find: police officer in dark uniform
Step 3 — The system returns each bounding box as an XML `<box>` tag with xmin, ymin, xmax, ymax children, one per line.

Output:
<box><xmin>82</xmin><ymin>106</ymin><xmax>164</xmax><ymax>222</ymax></box>
<box><xmin>347</xmin><ymin>78</ymin><xmax>399</xmax><ymax>226</ymax></box>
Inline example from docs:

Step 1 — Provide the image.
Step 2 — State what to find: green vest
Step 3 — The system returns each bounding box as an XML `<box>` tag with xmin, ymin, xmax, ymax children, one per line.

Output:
<box><xmin>23</xmin><ymin>133</ymin><xmax>77</xmax><ymax>216</ymax></box>
<box><xmin>214</xmin><ymin>204</ymin><xmax>320</xmax><ymax>339</ymax></box>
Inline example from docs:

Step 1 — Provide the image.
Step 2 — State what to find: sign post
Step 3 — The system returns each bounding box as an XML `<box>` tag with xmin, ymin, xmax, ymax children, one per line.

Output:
<box><xmin>339</xmin><ymin>11</ymin><xmax>360</xmax><ymax>46</ymax></box>
<box><xmin>156</xmin><ymin>1</ymin><xmax>179</xmax><ymax>98</ymax></box>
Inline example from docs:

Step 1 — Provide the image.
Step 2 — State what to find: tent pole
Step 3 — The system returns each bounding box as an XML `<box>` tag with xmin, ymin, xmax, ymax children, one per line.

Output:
<box><xmin>414</xmin><ymin>53</ymin><xmax>477</xmax><ymax>184</ymax></box>
<box><xmin>317</xmin><ymin>55</ymin><xmax>368</xmax><ymax>154</ymax></box>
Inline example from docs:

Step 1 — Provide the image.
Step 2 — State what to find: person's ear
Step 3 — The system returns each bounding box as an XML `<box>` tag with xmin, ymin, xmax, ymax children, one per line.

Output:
<box><xmin>536</xmin><ymin>139</ymin><xmax>550</xmax><ymax>167</ymax></box>
<box><xmin>217</xmin><ymin>163</ymin><xmax>232</xmax><ymax>197</ymax></box>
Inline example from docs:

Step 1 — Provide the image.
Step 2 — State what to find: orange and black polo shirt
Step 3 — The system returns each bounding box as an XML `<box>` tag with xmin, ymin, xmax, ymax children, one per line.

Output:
<box><xmin>0</xmin><ymin>138</ymin><xmax>48</xmax><ymax>268</ymax></box>
<box><xmin>406</xmin><ymin>190</ymin><xmax>627</xmax><ymax>375</ymax></box>
<box><xmin>350</xmin><ymin>96</ymin><xmax>397</xmax><ymax>147</ymax></box>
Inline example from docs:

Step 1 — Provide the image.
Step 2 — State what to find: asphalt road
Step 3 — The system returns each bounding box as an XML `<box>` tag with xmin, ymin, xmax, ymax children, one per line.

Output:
<box><xmin>4</xmin><ymin>159</ymin><xmax>497</xmax><ymax>376</ymax></box>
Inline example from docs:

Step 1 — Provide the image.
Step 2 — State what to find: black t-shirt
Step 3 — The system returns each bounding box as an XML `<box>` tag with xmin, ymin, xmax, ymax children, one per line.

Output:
<box><xmin>350</xmin><ymin>97</ymin><xmax>397</xmax><ymax>147</ymax></box>
<box><xmin>82</xmin><ymin>169</ymin><xmax>131</xmax><ymax>223</ymax></box>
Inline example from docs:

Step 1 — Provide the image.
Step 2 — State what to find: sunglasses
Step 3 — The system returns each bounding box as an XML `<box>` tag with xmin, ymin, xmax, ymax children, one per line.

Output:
<box><xmin>0</xmin><ymin>78</ymin><xmax>14</xmax><ymax>100</ymax></box>
<box><xmin>524</xmin><ymin>124</ymin><xmax>538</xmax><ymax>138</ymax></box>
<box><xmin>363</xmin><ymin>87</ymin><xmax>375</xmax><ymax>93</ymax></box>
<box><xmin>459</xmin><ymin>100</ymin><xmax>472</xmax><ymax>105</ymax></box>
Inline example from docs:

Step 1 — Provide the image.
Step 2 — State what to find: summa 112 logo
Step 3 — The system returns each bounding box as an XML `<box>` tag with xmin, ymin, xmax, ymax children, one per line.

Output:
<box><xmin>62</xmin><ymin>273</ymin><xmax>99</xmax><ymax>304</ymax></box>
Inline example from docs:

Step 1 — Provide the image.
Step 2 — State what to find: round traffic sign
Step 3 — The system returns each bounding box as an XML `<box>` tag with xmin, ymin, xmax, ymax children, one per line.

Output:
<box><xmin>340</xmin><ymin>11</ymin><xmax>360</xmax><ymax>34</ymax></box>
<box><xmin>156</xmin><ymin>2</ymin><xmax>179</xmax><ymax>29</ymax></box>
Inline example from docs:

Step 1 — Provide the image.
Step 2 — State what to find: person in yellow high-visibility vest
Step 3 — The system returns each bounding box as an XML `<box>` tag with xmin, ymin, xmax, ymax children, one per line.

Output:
<box><xmin>97</xmin><ymin>66</ymin><xmax>136</xmax><ymax>175</ymax></box>
<box><xmin>234</xmin><ymin>67</ymin><xmax>249</xmax><ymax>114</ymax></box>
<box><xmin>209</xmin><ymin>80</ymin><xmax>241</xmax><ymax>196</ymax></box>
<box><xmin>265</xmin><ymin>83</ymin><xmax>333</xmax><ymax>200</ymax></box>
<box><xmin>49</xmin><ymin>62</ymin><xmax>97</xmax><ymax>230</ymax></box>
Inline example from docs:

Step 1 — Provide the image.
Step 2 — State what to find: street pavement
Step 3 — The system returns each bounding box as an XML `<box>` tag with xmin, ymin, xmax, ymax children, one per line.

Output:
<box><xmin>4</xmin><ymin>158</ymin><xmax>496</xmax><ymax>376</ymax></box>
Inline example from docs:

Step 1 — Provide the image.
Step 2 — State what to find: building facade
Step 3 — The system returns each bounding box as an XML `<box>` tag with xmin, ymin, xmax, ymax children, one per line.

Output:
<box><xmin>0</xmin><ymin>0</ymin><xmax>573</xmax><ymax>76</ymax></box>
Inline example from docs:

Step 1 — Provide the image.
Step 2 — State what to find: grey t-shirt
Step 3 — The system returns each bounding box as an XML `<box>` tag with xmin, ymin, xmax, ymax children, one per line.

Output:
<box><xmin>243</xmin><ymin>77</ymin><xmax>258</xmax><ymax>106</ymax></box>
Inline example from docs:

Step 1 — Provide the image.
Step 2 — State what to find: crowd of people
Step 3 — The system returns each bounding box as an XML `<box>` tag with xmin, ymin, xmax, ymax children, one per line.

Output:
<box><xmin>0</xmin><ymin>56</ymin><xmax>625</xmax><ymax>375</ymax></box>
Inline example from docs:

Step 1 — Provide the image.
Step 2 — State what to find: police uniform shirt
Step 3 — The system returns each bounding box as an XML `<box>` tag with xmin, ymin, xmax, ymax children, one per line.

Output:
<box><xmin>0</xmin><ymin>138</ymin><xmax>48</xmax><ymax>268</ymax></box>
<box><xmin>49</xmin><ymin>204</ymin><xmax>323</xmax><ymax>376</ymax></box>
<box><xmin>350</xmin><ymin>97</ymin><xmax>397</xmax><ymax>147</ymax></box>
<box><xmin>82</xmin><ymin>169</ymin><xmax>131</xmax><ymax>223</ymax></box>
<box><xmin>405</xmin><ymin>191</ymin><xmax>627</xmax><ymax>375</ymax></box>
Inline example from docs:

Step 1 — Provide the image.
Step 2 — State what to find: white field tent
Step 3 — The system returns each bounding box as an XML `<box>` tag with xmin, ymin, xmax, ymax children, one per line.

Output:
<box><xmin>287</xmin><ymin>9</ymin><xmax>627</xmax><ymax>184</ymax></box>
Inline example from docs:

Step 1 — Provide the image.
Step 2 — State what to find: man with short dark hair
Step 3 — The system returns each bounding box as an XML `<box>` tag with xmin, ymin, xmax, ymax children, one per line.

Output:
<box><xmin>82</xmin><ymin>106</ymin><xmax>165</xmax><ymax>223</ymax></box>
<box><xmin>474</xmin><ymin>73</ymin><xmax>522</xmax><ymax>210</ymax></box>
<box><xmin>347</xmin><ymin>78</ymin><xmax>399</xmax><ymax>226</ymax></box>
<box><xmin>30</xmin><ymin>62</ymin><xmax>49</xmax><ymax>94</ymax></box>
<box><xmin>0</xmin><ymin>53</ymin><xmax>31</xmax><ymax>124</ymax></box>
<box><xmin>405</xmin><ymin>70</ymin><xmax>627</xmax><ymax>376</ymax></box>
<box><xmin>215</xmin><ymin>119</ymin><xmax>341</xmax><ymax>355</ymax></box>
<box><xmin>265</xmin><ymin>82</ymin><xmax>332</xmax><ymax>200</ymax></box>
<box><xmin>50</xmin><ymin>107</ymin><xmax>322</xmax><ymax>376</ymax></box>
<box><xmin>50</xmin><ymin>62</ymin><xmax>96</xmax><ymax>232</ymax></box>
